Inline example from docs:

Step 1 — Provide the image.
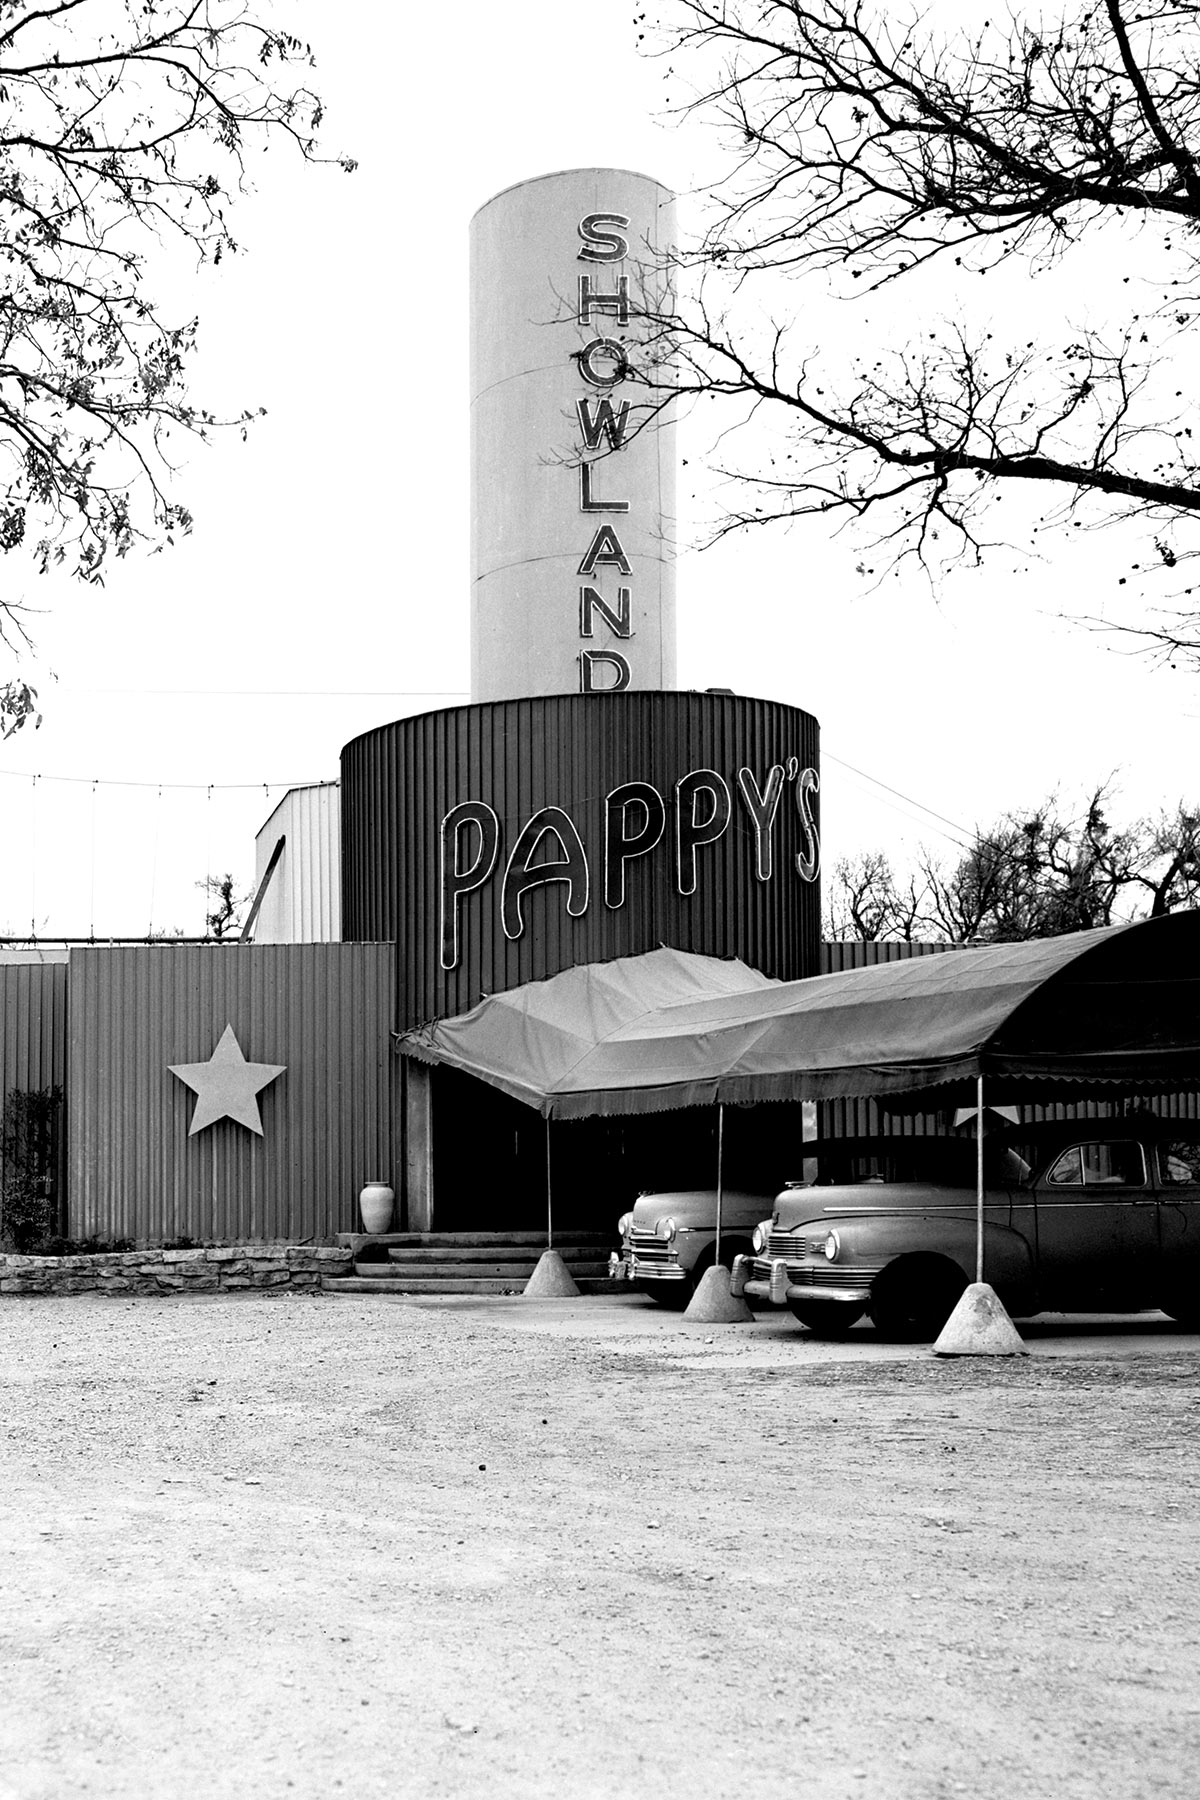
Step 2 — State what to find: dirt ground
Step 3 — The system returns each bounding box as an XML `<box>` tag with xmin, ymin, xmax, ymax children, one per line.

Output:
<box><xmin>1</xmin><ymin>1291</ymin><xmax>1198</xmax><ymax>1800</ymax></box>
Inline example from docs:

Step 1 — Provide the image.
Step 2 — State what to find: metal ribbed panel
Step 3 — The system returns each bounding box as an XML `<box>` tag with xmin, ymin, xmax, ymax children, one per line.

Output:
<box><xmin>819</xmin><ymin>940</ymin><xmax>956</xmax><ymax>975</ymax></box>
<box><xmin>341</xmin><ymin>693</ymin><xmax>821</xmax><ymax>1028</ymax></box>
<box><xmin>817</xmin><ymin>941</ymin><xmax>956</xmax><ymax>1138</ymax></box>
<box><xmin>252</xmin><ymin>783</ymin><xmax>341</xmax><ymax>943</ymax></box>
<box><xmin>66</xmin><ymin>944</ymin><xmax>394</xmax><ymax>1244</ymax></box>
<box><xmin>818</xmin><ymin>939</ymin><xmax>1199</xmax><ymax>1135</ymax></box>
<box><xmin>0</xmin><ymin>961</ymin><xmax>69</xmax><ymax>1223</ymax></box>
<box><xmin>0</xmin><ymin>960</ymin><xmax>68</xmax><ymax>1092</ymax></box>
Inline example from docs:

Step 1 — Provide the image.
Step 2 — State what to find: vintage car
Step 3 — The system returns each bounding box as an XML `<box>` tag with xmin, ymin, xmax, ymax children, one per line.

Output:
<box><xmin>730</xmin><ymin>1123</ymin><xmax>1200</xmax><ymax>1340</ymax></box>
<box><xmin>610</xmin><ymin>1188</ymin><xmax>771</xmax><ymax>1303</ymax></box>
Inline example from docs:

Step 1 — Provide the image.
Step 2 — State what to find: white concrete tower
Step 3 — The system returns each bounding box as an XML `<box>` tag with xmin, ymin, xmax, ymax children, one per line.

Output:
<box><xmin>470</xmin><ymin>168</ymin><xmax>677</xmax><ymax>702</ymax></box>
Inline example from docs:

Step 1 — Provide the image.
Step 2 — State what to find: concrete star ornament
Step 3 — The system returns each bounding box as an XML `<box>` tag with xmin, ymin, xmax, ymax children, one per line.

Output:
<box><xmin>169</xmin><ymin>1025</ymin><xmax>286</xmax><ymax>1137</ymax></box>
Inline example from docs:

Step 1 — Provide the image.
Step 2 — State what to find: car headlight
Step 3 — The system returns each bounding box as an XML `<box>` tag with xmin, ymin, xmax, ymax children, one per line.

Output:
<box><xmin>656</xmin><ymin>1216</ymin><xmax>677</xmax><ymax>1242</ymax></box>
<box><xmin>617</xmin><ymin>1213</ymin><xmax>633</xmax><ymax>1238</ymax></box>
<box><xmin>751</xmin><ymin>1220</ymin><xmax>771</xmax><ymax>1254</ymax></box>
<box><xmin>823</xmin><ymin>1231</ymin><xmax>840</xmax><ymax>1262</ymax></box>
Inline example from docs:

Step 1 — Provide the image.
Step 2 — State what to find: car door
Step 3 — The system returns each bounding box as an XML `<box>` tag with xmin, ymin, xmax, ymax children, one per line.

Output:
<box><xmin>1154</xmin><ymin>1135</ymin><xmax>1200</xmax><ymax>1294</ymax></box>
<box><xmin>1032</xmin><ymin>1138</ymin><xmax>1160</xmax><ymax>1309</ymax></box>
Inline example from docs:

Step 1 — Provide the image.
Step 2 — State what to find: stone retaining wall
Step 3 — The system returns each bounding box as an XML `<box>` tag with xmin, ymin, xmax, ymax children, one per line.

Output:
<box><xmin>0</xmin><ymin>1244</ymin><xmax>353</xmax><ymax>1296</ymax></box>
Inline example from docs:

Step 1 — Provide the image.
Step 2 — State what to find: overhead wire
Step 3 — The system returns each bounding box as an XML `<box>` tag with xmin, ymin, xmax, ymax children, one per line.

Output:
<box><xmin>822</xmin><ymin>749</ymin><xmax>976</xmax><ymax>847</ymax></box>
<box><xmin>147</xmin><ymin>785</ymin><xmax>161</xmax><ymax>937</ymax></box>
<box><xmin>28</xmin><ymin>775</ymin><xmax>37</xmax><ymax>937</ymax></box>
<box><xmin>88</xmin><ymin>779</ymin><xmax>97</xmax><ymax>940</ymax></box>
<box><xmin>7</xmin><ymin>714</ymin><xmax>986</xmax><ymax>948</ymax></box>
<box><xmin>0</xmin><ymin>768</ymin><xmax>327</xmax><ymax>792</ymax></box>
<box><xmin>3</xmin><ymin>744</ymin><xmax>980</xmax><ymax>848</ymax></box>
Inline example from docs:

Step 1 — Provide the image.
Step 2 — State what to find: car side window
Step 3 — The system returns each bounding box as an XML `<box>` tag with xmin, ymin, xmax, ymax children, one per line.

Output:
<box><xmin>1045</xmin><ymin>1142</ymin><xmax>1146</xmax><ymax>1187</ymax></box>
<box><xmin>1046</xmin><ymin>1147</ymin><xmax>1083</xmax><ymax>1186</ymax></box>
<box><xmin>1080</xmin><ymin>1141</ymin><xmax>1145</xmax><ymax>1186</ymax></box>
<box><xmin>1161</xmin><ymin>1140</ymin><xmax>1200</xmax><ymax>1185</ymax></box>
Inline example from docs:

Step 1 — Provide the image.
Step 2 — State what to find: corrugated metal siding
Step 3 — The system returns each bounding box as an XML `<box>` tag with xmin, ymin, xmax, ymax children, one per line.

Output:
<box><xmin>342</xmin><ymin>693</ymin><xmax>822</xmax><ymax>1027</ymax></box>
<box><xmin>0</xmin><ymin>961</ymin><xmax>69</xmax><ymax>1227</ymax></box>
<box><xmin>0</xmin><ymin>960</ymin><xmax>69</xmax><ymax>1091</ymax></box>
<box><xmin>67</xmin><ymin>944</ymin><xmax>394</xmax><ymax>1244</ymax></box>
<box><xmin>819</xmin><ymin>941</ymin><xmax>957</xmax><ymax>975</ymax></box>
<box><xmin>818</xmin><ymin>939</ymin><xmax>1200</xmax><ymax>1137</ymax></box>
<box><xmin>252</xmin><ymin>783</ymin><xmax>341</xmax><ymax>943</ymax></box>
<box><xmin>818</xmin><ymin>941</ymin><xmax>957</xmax><ymax>1138</ymax></box>
<box><xmin>1024</xmin><ymin>1091</ymin><xmax>1200</xmax><ymax>1125</ymax></box>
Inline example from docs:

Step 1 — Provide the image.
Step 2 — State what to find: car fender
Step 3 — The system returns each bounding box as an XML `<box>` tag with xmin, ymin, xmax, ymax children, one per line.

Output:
<box><xmin>819</xmin><ymin>1212</ymin><xmax>1037</xmax><ymax>1300</ymax></box>
<box><xmin>671</xmin><ymin>1227</ymin><xmax>714</xmax><ymax>1275</ymax></box>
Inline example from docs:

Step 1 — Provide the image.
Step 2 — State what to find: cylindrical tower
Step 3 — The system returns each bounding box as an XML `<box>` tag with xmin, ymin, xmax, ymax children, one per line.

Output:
<box><xmin>341</xmin><ymin>692</ymin><xmax>821</xmax><ymax>1028</ymax></box>
<box><xmin>470</xmin><ymin>169</ymin><xmax>677</xmax><ymax>702</ymax></box>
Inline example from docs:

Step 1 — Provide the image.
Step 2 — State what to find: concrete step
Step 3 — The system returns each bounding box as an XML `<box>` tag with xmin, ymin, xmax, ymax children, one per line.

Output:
<box><xmin>359</xmin><ymin>1259</ymin><xmax>612</xmax><ymax>1280</ymax></box>
<box><xmin>322</xmin><ymin>1275</ymin><xmax>623</xmax><ymax>1297</ymax></box>
<box><xmin>383</xmin><ymin>1245</ymin><xmax>610</xmax><ymax>1265</ymax></box>
<box><xmin>338</xmin><ymin>1230</ymin><xmax>613</xmax><ymax>1252</ymax></box>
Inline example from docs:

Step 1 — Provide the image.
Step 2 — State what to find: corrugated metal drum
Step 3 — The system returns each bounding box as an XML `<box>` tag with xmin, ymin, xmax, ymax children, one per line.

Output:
<box><xmin>341</xmin><ymin>691</ymin><xmax>821</xmax><ymax>1027</ymax></box>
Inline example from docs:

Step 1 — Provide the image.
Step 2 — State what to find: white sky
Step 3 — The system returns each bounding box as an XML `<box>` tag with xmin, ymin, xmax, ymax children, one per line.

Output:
<box><xmin>0</xmin><ymin>0</ymin><xmax>1194</xmax><ymax>937</ymax></box>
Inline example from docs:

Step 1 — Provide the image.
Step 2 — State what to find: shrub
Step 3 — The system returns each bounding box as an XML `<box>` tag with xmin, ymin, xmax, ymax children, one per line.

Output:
<box><xmin>0</xmin><ymin>1086</ymin><xmax>63</xmax><ymax>1253</ymax></box>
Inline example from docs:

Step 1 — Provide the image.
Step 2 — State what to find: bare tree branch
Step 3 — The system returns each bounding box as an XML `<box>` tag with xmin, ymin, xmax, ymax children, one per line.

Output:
<box><xmin>649</xmin><ymin>0</ymin><xmax>1200</xmax><ymax>662</ymax></box>
<box><xmin>829</xmin><ymin>781</ymin><xmax>1200</xmax><ymax>942</ymax></box>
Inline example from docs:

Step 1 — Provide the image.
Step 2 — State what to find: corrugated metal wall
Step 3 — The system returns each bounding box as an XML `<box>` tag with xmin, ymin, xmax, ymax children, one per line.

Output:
<box><xmin>818</xmin><ymin>939</ymin><xmax>1199</xmax><ymax>1137</ymax></box>
<box><xmin>0</xmin><ymin>957</ymin><xmax>69</xmax><ymax>1091</ymax></box>
<box><xmin>0</xmin><ymin>959</ymin><xmax>69</xmax><ymax>1228</ymax></box>
<box><xmin>818</xmin><ymin>941</ymin><xmax>956</xmax><ymax>1138</ymax></box>
<box><xmin>67</xmin><ymin>944</ymin><xmax>394</xmax><ymax>1244</ymax></box>
<box><xmin>252</xmin><ymin>782</ymin><xmax>341</xmax><ymax>943</ymax></box>
<box><xmin>819</xmin><ymin>941</ymin><xmax>957</xmax><ymax>976</ymax></box>
<box><xmin>342</xmin><ymin>692</ymin><xmax>822</xmax><ymax>1027</ymax></box>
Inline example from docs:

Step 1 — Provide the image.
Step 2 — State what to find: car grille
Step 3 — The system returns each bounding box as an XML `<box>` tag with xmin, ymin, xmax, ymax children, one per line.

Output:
<box><xmin>792</xmin><ymin>1264</ymin><xmax>882</xmax><ymax>1290</ymax></box>
<box><xmin>767</xmin><ymin>1231</ymin><xmax>808</xmax><ymax>1260</ymax></box>
<box><xmin>628</xmin><ymin>1229</ymin><xmax>680</xmax><ymax>1269</ymax></box>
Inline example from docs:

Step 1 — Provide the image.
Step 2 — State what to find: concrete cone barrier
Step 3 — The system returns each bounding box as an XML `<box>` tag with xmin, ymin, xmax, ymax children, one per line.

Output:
<box><xmin>523</xmin><ymin>1249</ymin><xmax>581</xmax><ymax>1298</ymax></box>
<box><xmin>683</xmin><ymin>1264</ymin><xmax>754</xmax><ymax>1324</ymax></box>
<box><xmin>932</xmin><ymin>1282</ymin><xmax>1028</xmax><ymax>1357</ymax></box>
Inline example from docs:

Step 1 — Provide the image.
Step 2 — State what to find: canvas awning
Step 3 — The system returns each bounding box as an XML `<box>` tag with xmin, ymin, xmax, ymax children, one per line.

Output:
<box><xmin>395</xmin><ymin>915</ymin><xmax>1200</xmax><ymax>1119</ymax></box>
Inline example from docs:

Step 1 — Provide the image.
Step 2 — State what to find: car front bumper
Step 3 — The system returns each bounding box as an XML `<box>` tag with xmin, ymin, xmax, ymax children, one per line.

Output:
<box><xmin>731</xmin><ymin>1254</ymin><xmax>874</xmax><ymax>1310</ymax></box>
<box><xmin>608</xmin><ymin>1249</ymin><xmax>689</xmax><ymax>1285</ymax></box>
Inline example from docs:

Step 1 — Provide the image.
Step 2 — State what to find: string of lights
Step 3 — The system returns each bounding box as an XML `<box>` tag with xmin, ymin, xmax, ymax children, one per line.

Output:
<box><xmin>0</xmin><ymin>741</ymin><xmax>975</xmax><ymax>845</ymax></box>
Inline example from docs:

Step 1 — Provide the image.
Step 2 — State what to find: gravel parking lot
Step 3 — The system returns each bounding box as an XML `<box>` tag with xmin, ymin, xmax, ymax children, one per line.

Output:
<box><xmin>2</xmin><ymin>1290</ymin><xmax>1198</xmax><ymax>1800</ymax></box>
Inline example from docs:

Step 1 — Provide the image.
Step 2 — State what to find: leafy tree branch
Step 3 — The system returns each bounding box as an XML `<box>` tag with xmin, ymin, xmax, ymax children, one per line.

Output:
<box><xmin>0</xmin><ymin>0</ymin><xmax>353</xmax><ymax>731</ymax></box>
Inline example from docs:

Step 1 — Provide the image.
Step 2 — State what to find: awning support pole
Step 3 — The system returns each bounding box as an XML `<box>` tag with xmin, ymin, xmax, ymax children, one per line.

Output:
<box><xmin>545</xmin><ymin>1116</ymin><xmax>553</xmax><ymax>1251</ymax></box>
<box><xmin>715</xmin><ymin>1103</ymin><xmax>725</xmax><ymax>1263</ymax></box>
<box><xmin>976</xmin><ymin>1073</ymin><xmax>985</xmax><ymax>1285</ymax></box>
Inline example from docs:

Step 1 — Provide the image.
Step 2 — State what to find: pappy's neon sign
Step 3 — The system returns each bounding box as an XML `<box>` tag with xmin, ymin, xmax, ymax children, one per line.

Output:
<box><xmin>439</xmin><ymin>761</ymin><xmax>819</xmax><ymax>970</ymax></box>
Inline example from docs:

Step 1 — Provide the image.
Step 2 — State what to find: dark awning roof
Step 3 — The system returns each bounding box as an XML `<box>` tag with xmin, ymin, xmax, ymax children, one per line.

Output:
<box><xmin>395</xmin><ymin>916</ymin><xmax>1200</xmax><ymax>1119</ymax></box>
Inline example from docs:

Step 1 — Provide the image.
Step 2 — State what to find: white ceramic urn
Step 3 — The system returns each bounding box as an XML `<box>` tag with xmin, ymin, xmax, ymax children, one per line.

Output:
<box><xmin>359</xmin><ymin>1181</ymin><xmax>395</xmax><ymax>1233</ymax></box>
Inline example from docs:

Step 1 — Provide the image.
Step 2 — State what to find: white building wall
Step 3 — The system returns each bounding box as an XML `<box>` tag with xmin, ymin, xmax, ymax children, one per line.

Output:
<box><xmin>252</xmin><ymin>783</ymin><xmax>341</xmax><ymax>943</ymax></box>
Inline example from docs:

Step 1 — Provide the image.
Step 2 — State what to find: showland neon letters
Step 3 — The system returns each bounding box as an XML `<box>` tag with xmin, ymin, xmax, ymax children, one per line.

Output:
<box><xmin>576</xmin><ymin>397</ymin><xmax>631</xmax><ymax>451</ymax></box>
<box><xmin>575</xmin><ymin>209</ymin><xmax>634</xmax><ymax>693</ymax></box>
<box><xmin>439</xmin><ymin>762</ymin><xmax>821</xmax><ymax>969</ymax></box>
<box><xmin>577</xmin><ymin>213</ymin><xmax>630</xmax><ymax>263</ymax></box>
<box><xmin>579</xmin><ymin>586</ymin><xmax>631</xmax><ymax>638</ymax></box>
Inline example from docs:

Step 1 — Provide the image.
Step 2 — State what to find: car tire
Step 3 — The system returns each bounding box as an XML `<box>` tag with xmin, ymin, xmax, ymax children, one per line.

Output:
<box><xmin>868</xmin><ymin>1255</ymin><xmax>967</xmax><ymax>1343</ymax></box>
<box><xmin>786</xmin><ymin>1300</ymin><xmax>863</xmax><ymax>1337</ymax></box>
<box><xmin>689</xmin><ymin>1240</ymin><xmax>753</xmax><ymax>1286</ymax></box>
<box><xmin>648</xmin><ymin>1240</ymin><xmax>754</xmax><ymax>1307</ymax></box>
<box><xmin>646</xmin><ymin>1283</ymin><xmax>690</xmax><ymax>1309</ymax></box>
